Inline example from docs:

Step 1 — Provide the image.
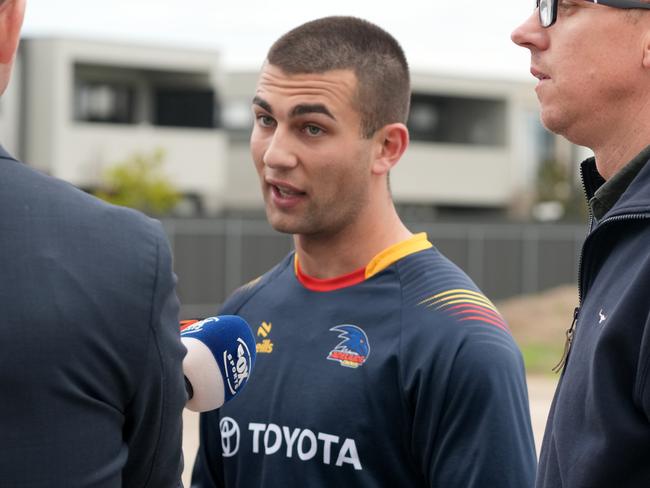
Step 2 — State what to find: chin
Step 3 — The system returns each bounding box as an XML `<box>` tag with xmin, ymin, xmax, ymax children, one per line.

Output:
<box><xmin>267</xmin><ymin>215</ymin><xmax>325</xmax><ymax>237</ymax></box>
<box><xmin>268</xmin><ymin>222</ymin><xmax>296</xmax><ymax>235</ymax></box>
<box><xmin>265</xmin><ymin>211</ymin><xmax>299</xmax><ymax>235</ymax></box>
<box><xmin>540</xmin><ymin>108</ymin><xmax>569</xmax><ymax>137</ymax></box>
<box><xmin>541</xmin><ymin>110</ymin><xmax>590</xmax><ymax>149</ymax></box>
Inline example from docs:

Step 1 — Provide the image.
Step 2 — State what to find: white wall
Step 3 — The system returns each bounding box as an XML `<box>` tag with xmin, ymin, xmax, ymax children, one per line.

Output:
<box><xmin>20</xmin><ymin>38</ymin><xmax>229</xmax><ymax>213</ymax></box>
<box><xmin>56</xmin><ymin>124</ymin><xmax>228</xmax><ymax>213</ymax></box>
<box><xmin>393</xmin><ymin>143</ymin><xmax>512</xmax><ymax>205</ymax></box>
<box><xmin>0</xmin><ymin>55</ymin><xmax>22</xmax><ymax>156</ymax></box>
<box><xmin>223</xmin><ymin>142</ymin><xmax>263</xmax><ymax>209</ymax></box>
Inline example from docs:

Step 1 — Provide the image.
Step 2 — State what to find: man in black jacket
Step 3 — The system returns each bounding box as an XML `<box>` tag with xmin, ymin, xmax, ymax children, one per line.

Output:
<box><xmin>0</xmin><ymin>1</ymin><xmax>186</xmax><ymax>486</ymax></box>
<box><xmin>513</xmin><ymin>1</ymin><xmax>650</xmax><ymax>486</ymax></box>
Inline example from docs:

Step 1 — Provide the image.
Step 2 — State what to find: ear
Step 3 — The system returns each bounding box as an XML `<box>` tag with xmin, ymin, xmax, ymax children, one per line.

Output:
<box><xmin>642</xmin><ymin>26</ymin><xmax>650</xmax><ymax>70</ymax></box>
<box><xmin>0</xmin><ymin>0</ymin><xmax>25</xmax><ymax>64</ymax></box>
<box><xmin>370</xmin><ymin>123</ymin><xmax>409</xmax><ymax>176</ymax></box>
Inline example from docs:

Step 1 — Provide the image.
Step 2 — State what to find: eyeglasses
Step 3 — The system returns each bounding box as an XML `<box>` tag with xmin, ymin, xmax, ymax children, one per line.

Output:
<box><xmin>537</xmin><ymin>0</ymin><xmax>650</xmax><ymax>27</ymax></box>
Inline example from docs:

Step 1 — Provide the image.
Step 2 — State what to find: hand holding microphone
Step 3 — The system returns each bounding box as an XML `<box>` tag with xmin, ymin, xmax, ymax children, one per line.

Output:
<box><xmin>180</xmin><ymin>315</ymin><xmax>256</xmax><ymax>412</ymax></box>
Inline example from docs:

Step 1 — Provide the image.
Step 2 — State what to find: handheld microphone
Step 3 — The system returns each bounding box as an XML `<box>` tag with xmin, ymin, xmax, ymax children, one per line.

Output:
<box><xmin>180</xmin><ymin>315</ymin><xmax>256</xmax><ymax>412</ymax></box>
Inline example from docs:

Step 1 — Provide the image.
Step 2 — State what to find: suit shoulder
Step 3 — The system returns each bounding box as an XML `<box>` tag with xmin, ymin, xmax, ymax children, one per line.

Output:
<box><xmin>3</xmin><ymin>157</ymin><xmax>162</xmax><ymax>237</ymax></box>
<box><xmin>1</xmin><ymin>158</ymin><xmax>167</xmax><ymax>268</ymax></box>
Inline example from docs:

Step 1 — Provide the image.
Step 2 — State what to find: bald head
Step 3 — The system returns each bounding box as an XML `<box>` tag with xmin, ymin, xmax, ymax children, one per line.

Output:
<box><xmin>0</xmin><ymin>0</ymin><xmax>26</xmax><ymax>96</ymax></box>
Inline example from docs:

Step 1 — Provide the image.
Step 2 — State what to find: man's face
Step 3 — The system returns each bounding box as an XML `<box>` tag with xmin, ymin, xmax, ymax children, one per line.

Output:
<box><xmin>250</xmin><ymin>64</ymin><xmax>375</xmax><ymax>237</ymax></box>
<box><xmin>511</xmin><ymin>1</ymin><xmax>648</xmax><ymax>145</ymax></box>
<box><xmin>0</xmin><ymin>0</ymin><xmax>26</xmax><ymax>96</ymax></box>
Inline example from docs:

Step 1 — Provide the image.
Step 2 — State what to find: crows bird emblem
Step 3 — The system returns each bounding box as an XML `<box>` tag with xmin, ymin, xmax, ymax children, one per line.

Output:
<box><xmin>327</xmin><ymin>324</ymin><xmax>370</xmax><ymax>368</ymax></box>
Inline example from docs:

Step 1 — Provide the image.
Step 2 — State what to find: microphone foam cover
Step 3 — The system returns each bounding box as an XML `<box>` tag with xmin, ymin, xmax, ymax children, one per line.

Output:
<box><xmin>181</xmin><ymin>316</ymin><xmax>256</xmax><ymax>412</ymax></box>
<box><xmin>182</xmin><ymin>337</ymin><xmax>225</xmax><ymax>412</ymax></box>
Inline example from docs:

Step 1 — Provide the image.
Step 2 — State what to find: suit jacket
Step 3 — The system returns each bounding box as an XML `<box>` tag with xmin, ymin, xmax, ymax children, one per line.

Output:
<box><xmin>0</xmin><ymin>146</ymin><xmax>186</xmax><ymax>487</ymax></box>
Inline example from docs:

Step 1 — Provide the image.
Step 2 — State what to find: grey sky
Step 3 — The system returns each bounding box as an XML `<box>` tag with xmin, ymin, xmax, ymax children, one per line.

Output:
<box><xmin>22</xmin><ymin>0</ymin><xmax>535</xmax><ymax>80</ymax></box>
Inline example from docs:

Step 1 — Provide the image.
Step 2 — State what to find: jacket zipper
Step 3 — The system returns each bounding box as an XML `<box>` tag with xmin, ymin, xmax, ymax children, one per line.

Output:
<box><xmin>553</xmin><ymin>211</ymin><xmax>650</xmax><ymax>374</ymax></box>
<box><xmin>552</xmin><ymin>169</ymin><xmax>593</xmax><ymax>374</ymax></box>
<box><xmin>553</xmin><ymin>306</ymin><xmax>580</xmax><ymax>373</ymax></box>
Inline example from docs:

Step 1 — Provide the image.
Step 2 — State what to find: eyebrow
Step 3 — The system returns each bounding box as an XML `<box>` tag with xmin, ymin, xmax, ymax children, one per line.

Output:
<box><xmin>252</xmin><ymin>96</ymin><xmax>273</xmax><ymax>114</ymax></box>
<box><xmin>252</xmin><ymin>96</ymin><xmax>336</xmax><ymax>121</ymax></box>
<box><xmin>290</xmin><ymin>104</ymin><xmax>336</xmax><ymax>120</ymax></box>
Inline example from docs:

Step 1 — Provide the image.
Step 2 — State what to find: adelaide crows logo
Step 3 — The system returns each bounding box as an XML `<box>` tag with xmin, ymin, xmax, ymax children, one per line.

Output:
<box><xmin>327</xmin><ymin>325</ymin><xmax>370</xmax><ymax>368</ymax></box>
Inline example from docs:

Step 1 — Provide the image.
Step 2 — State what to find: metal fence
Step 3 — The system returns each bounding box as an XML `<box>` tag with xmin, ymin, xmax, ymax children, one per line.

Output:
<box><xmin>162</xmin><ymin>218</ymin><xmax>586</xmax><ymax>318</ymax></box>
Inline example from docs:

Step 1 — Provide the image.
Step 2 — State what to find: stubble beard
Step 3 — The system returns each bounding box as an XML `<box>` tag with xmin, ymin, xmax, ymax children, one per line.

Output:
<box><xmin>265</xmin><ymin>185</ymin><xmax>369</xmax><ymax>239</ymax></box>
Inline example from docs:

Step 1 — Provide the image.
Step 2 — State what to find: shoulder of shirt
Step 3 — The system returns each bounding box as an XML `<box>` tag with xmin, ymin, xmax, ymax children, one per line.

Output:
<box><xmin>395</xmin><ymin>246</ymin><xmax>513</xmax><ymax>340</ymax></box>
<box><xmin>394</xmin><ymin>248</ymin><xmax>524</xmax><ymax>383</ymax></box>
<box><xmin>219</xmin><ymin>252</ymin><xmax>294</xmax><ymax>314</ymax></box>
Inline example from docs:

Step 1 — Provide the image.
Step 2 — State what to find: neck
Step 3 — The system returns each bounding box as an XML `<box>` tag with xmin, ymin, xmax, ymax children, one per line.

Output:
<box><xmin>294</xmin><ymin>199</ymin><xmax>412</xmax><ymax>279</ymax></box>
<box><xmin>590</xmin><ymin>97</ymin><xmax>650</xmax><ymax>180</ymax></box>
<box><xmin>593</xmin><ymin>140</ymin><xmax>649</xmax><ymax>181</ymax></box>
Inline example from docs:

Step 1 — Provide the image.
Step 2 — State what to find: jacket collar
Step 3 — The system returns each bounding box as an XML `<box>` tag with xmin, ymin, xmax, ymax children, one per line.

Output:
<box><xmin>581</xmin><ymin>151</ymin><xmax>650</xmax><ymax>219</ymax></box>
<box><xmin>580</xmin><ymin>157</ymin><xmax>605</xmax><ymax>201</ymax></box>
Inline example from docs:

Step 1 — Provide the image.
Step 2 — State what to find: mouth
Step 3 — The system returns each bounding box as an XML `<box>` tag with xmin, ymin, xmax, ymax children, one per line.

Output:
<box><xmin>266</xmin><ymin>179</ymin><xmax>307</xmax><ymax>206</ymax></box>
<box><xmin>272</xmin><ymin>184</ymin><xmax>306</xmax><ymax>198</ymax></box>
<box><xmin>531</xmin><ymin>67</ymin><xmax>550</xmax><ymax>81</ymax></box>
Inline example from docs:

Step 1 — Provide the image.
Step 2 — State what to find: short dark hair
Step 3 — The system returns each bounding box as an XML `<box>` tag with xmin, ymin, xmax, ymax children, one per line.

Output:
<box><xmin>266</xmin><ymin>16</ymin><xmax>410</xmax><ymax>138</ymax></box>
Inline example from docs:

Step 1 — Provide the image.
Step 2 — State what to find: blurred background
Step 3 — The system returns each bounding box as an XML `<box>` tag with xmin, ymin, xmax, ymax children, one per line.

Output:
<box><xmin>5</xmin><ymin>0</ymin><xmax>588</xmax><ymax>481</ymax></box>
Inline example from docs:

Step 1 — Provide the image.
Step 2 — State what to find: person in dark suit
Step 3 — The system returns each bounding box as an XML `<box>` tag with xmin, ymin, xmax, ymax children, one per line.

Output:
<box><xmin>0</xmin><ymin>1</ymin><xmax>186</xmax><ymax>486</ymax></box>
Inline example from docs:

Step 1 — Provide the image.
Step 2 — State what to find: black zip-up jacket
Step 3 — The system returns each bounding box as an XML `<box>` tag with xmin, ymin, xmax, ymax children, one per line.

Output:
<box><xmin>537</xmin><ymin>156</ymin><xmax>650</xmax><ymax>487</ymax></box>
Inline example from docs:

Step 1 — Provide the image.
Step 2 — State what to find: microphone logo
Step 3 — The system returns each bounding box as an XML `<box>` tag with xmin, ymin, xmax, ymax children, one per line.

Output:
<box><xmin>223</xmin><ymin>338</ymin><xmax>253</xmax><ymax>396</ymax></box>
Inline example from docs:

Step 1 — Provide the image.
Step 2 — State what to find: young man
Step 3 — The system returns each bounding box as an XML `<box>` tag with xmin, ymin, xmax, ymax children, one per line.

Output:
<box><xmin>0</xmin><ymin>2</ymin><xmax>186</xmax><ymax>486</ymax></box>
<box><xmin>193</xmin><ymin>16</ymin><xmax>536</xmax><ymax>487</ymax></box>
<box><xmin>512</xmin><ymin>1</ymin><xmax>650</xmax><ymax>486</ymax></box>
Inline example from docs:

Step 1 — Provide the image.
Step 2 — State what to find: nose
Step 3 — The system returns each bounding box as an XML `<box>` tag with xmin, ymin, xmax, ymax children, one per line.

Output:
<box><xmin>511</xmin><ymin>10</ymin><xmax>549</xmax><ymax>51</ymax></box>
<box><xmin>261</xmin><ymin>127</ymin><xmax>299</xmax><ymax>170</ymax></box>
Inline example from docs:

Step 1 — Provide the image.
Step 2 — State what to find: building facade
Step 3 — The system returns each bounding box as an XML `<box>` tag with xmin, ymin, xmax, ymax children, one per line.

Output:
<box><xmin>1</xmin><ymin>37</ymin><xmax>585</xmax><ymax>217</ymax></box>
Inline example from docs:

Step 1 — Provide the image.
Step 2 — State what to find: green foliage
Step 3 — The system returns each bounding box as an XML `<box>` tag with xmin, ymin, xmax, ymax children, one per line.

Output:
<box><xmin>537</xmin><ymin>159</ymin><xmax>571</xmax><ymax>203</ymax></box>
<box><xmin>520</xmin><ymin>343</ymin><xmax>564</xmax><ymax>376</ymax></box>
<box><xmin>94</xmin><ymin>148</ymin><xmax>181</xmax><ymax>216</ymax></box>
<box><xmin>536</xmin><ymin>159</ymin><xmax>587</xmax><ymax>221</ymax></box>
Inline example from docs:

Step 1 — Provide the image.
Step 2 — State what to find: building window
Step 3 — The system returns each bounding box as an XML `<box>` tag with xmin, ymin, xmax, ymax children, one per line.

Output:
<box><xmin>75</xmin><ymin>81</ymin><xmax>135</xmax><ymax>124</ymax></box>
<box><xmin>408</xmin><ymin>93</ymin><xmax>507</xmax><ymax>147</ymax></box>
<box><xmin>154</xmin><ymin>88</ymin><xmax>217</xmax><ymax>129</ymax></box>
<box><xmin>221</xmin><ymin>99</ymin><xmax>253</xmax><ymax>141</ymax></box>
<box><xmin>73</xmin><ymin>63</ymin><xmax>221</xmax><ymax>129</ymax></box>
